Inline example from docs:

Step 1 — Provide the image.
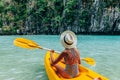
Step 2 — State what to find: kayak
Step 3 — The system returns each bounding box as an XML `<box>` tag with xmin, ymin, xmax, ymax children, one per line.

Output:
<box><xmin>44</xmin><ymin>51</ymin><xmax>109</xmax><ymax>80</ymax></box>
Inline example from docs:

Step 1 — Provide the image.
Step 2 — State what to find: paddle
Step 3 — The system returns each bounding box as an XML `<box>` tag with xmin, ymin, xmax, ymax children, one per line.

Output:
<box><xmin>81</xmin><ymin>57</ymin><xmax>96</xmax><ymax>66</ymax></box>
<box><xmin>14</xmin><ymin>38</ymin><xmax>52</xmax><ymax>51</ymax></box>
<box><xmin>13</xmin><ymin>38</ymin><xmax>96</xmax><ymax>66</ymax></box>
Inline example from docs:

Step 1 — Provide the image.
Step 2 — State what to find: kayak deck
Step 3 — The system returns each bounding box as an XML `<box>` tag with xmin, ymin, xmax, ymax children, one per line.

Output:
<box><xmin>44</xmin><ymin>51</ymin><xmax>109</xmax><ymax>80</ymax></box>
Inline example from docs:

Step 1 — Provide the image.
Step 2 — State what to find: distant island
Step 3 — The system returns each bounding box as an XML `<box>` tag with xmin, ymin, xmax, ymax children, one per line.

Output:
<box><xmin>0</xmin><ymin>0</ymin><xmax>120</xmax><ymax>35</ymax></box>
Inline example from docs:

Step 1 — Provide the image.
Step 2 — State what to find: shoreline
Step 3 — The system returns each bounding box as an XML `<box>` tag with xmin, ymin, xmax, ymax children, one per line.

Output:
<box><xmin>1</xmin><ymin>31</ymin><xmax>120</xmax><ymax>35</ymax></box>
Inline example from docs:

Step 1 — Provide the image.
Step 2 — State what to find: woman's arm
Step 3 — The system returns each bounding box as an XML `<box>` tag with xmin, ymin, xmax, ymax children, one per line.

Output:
<box><xmin>50</xmin><ymin>51</ymin><xmax>67</xmax><ymax>66</ymax></box>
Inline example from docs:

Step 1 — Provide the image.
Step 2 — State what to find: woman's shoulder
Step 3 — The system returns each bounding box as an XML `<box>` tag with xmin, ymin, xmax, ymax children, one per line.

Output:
<box><xmin>61</xmin><ymin>49</ymin><xmax>70</xmax><ymax>55</ymax></box>
<box><xmin>62</xmin><ymin>50</ymin><xmax>68</xmax><ymax>53</ymax></box>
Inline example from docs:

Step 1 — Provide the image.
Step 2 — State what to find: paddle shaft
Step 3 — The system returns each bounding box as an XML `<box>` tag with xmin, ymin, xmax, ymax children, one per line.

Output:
<box><xmin>39</xmin><ymin>46</ymin><xmax>60</xmax><ymax>53</ymax></box>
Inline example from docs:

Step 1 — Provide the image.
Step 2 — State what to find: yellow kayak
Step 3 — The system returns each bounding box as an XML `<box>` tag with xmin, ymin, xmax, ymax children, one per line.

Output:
<box><xmin>44</xmin><ymin>51</ymin><xmax>109</xmax><ymax>80</ymax></box>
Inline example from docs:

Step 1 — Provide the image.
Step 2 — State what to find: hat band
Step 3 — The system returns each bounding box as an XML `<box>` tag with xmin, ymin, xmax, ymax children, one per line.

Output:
<box><xmin>64</xmin><ymin>36</ymin><xmax>73</xmax><ymax>45</ymax></box>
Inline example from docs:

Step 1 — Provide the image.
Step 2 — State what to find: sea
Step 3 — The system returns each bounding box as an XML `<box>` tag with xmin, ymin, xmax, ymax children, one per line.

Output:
<box><xmin>0</xmin><ymin>35</ymin><xmax>120</xmax><ymax>80</ymax></box>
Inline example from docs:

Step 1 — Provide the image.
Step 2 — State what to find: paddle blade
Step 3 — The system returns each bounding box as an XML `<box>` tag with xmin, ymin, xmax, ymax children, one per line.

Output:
<box><xmin>83</xmin><ymin>57</ymin><xmax>96</xmax><ymax>66</ymax></box>
<box><xmin>14</xmin><ymin>38</ymin><xmax>42</xmax><ymax>49</ymax></box>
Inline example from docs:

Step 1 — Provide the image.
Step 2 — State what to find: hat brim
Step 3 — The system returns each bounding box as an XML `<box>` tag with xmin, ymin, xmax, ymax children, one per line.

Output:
<box><xmin>60</xmin><ymin>30</ymin><xmax>77</xmax><ymax>48</ymax></box>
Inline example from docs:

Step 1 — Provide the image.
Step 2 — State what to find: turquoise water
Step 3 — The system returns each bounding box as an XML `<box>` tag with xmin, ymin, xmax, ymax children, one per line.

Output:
<box><xmin>0</xmin><ymin>35</ymin><xmax>120</xmax><ymax>80</ymax></box>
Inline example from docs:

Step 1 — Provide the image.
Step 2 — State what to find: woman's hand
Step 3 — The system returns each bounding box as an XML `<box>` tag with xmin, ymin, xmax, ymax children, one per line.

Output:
<box><xmin>50</xmin><ymin>50</ymin><xmax>55</xmax><ymax>53</ymax></box>
<box><xmin>50</xmin><ymin>50</ymin><xmax>55</xmax><ymax>56</ymax></box>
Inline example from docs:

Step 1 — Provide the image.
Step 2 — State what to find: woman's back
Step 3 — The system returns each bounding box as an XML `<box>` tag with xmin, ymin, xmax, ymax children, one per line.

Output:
<box><xmin>63</xmin><ymin>48</ymin><xmax>80</xmax><ymax>78</ymax></box>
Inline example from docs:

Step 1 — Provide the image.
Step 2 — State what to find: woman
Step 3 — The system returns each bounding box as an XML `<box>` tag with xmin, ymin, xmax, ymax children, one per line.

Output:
<box><xmin>50</xmin><ymin>30</ymin><xmax>81</xmax><ymax>78</ymax></box>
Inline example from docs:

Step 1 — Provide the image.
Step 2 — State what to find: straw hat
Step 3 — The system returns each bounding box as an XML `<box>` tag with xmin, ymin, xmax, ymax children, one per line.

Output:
<box><xmin>60</xmin><ymin>30</ymin><xmax>77</xmax><ymax>48</ymax></box>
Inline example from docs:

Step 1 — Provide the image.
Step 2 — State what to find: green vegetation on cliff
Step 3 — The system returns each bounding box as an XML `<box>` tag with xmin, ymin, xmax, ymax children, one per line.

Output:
<box><xmin>0</xmin><ymin>0</ymin><xmax>120</xmax><ymax>35</ymax></box>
